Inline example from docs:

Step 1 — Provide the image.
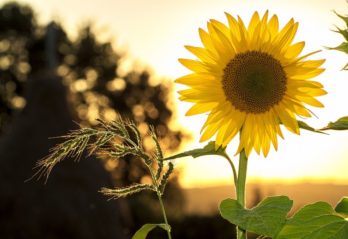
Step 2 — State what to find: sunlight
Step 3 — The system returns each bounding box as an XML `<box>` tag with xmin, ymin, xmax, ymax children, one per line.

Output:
<box><xmin>14</xmin><ymin>0</ymin><xmax>348</xmax><ymax>187</ymax></box>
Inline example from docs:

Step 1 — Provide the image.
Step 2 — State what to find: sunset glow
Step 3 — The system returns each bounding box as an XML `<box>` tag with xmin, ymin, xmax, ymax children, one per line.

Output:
<box><xmin>11</xmin><ymin>0</ymin><xmax>348</xmax><ymax>188</ymax></box>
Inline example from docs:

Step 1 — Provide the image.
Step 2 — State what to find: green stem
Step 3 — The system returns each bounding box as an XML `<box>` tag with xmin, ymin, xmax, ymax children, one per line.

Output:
<box><xmin>157</xmin><ymin>191</ymin><xmax>172</xmax><ymax>239</ymax></box>
<box><xmin>221</xmin><ymin>152</ymin><xmax>238</xmax><ymax>191</ymax></box>
<box><xmin>237</xmin><ymin>149</ymin><xmax>248</xmax><ymax>239</ymax></box>
<box><xmin>147</xmin><ymin>164</ymin><xmax>172</xmax><ymax>239</ymax></box>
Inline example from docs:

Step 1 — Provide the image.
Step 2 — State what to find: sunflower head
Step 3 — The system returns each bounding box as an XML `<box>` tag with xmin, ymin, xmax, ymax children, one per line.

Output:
<box><xmin>176</xmin><ymin>11</ymin><xmax>326</xmax><ymax>157</ymax></box>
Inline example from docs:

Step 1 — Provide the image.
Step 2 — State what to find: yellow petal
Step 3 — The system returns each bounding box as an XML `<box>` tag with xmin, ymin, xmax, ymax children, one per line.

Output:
<box><xmin>175</xmin><ymin>73</ymin><xmax>217</xmax><ymax>86</ymax></box>
<box><xmin>290</xmin><ymin>86</ymin><xmax>327</xmax><ymax>97</ymax></box>
<box><xmin>211</xmin><ymin>24</ymin><xmax>235</xmax><ymax>60</ymax></box>
<box><xmin>287</xmin><ymin>79</ymin><xmax>324</xmax><ymax>89</ymax></box>
<box><xmin>284</xmin><ymin>41</ymin><xmax>305</xmax><ymax>59</ymax></box>
<box><xmin>237</xmin><ymin>115</ymin><xmax>253</xmax><ymax>154</ymax></box>
<box><xmin>299</xmin><ymin>59</ymin><xmax>326</xmax><ymax>68</ymax></box>
<box><xmin>178</xmin><ymin>58</ymin><xmax>219</xmax><ymax>74</ymax></box>
<box><xmin>248</xmin><ymin>12</ymin><xmax>261</xmax><ymax>36</ymax></box>
<box><xmin>178</xmin><ymin>88</ymin><xmax>224</xmax><ymax>99</ymax></box>
<box><xmin>216</xmin><ymin>118</ymin><xmax>232</xmax><ymax>146</ymax></box>
<box><xmin>268</xmin><ymin>14</ymin><xmax>279</xmax><ymax>36</ymax></box>
<box><xmin>219</xmin><ymin>110</ymin><xmax>245</xmax><ymax>147</ymax></box>
<box><xmin>272</xmin><ymin>22</ymin><xmax>298</xmax><ymax>54</ymax></box>
<box><xmin>263</xmin><ymin>111</ymin><xmax>279</xmax><ymax>150</ymax></box>
<box><xmin>237</xmin><ymin>15</ymin><xmax>249</xmax><ymax>51</ymax></box>
<box><xmin>290</xmin><ymin>50</ymin><xmax>322</xmax><ymax>64</ymax></box>
<box><xmin>201</xmin><ymin>102</ymin><xmax>233</xmax><ymax>129</ymax></box>
<box><xmin>262</xmin><ymin>133</ymin><xmax>271</xmax><ymax>157</ymax></box>
<box><xmin>186</xmin><ymin>102</ymin><xmax>217</xmax><ymax>116</ymax></box>
<box><xmin>210</xmin><ymin>19</ymin><xmax>231</xmax><ymax>39</ymax></box>
<box><xmin>198</xmin><ymin>28</ymin><xmax>217</xmax><ymax>54</ymax></box>
<box><xmin>294</xmin><ymin>105</ymin><xmax>311</xmax><ymax>117</ymax></box>
<box><xmin>185</xmin><ymin>45</ymin><xmax>217</xmax><ymax>64</ymax></box>
<box><xmin>290</xmin><ymin>68</ymin><xmax>325</xmax><ymax>80</ymax></box>
<box><xmin>295</xmin><ymin>95</ymin><xmax>324</xmax><ymax>107</ymax></box>
<box><xmin>200</xmin><ymin>121</ymin><xmax>221</xmax><ymax>142</ymax></box>
<box><xmin>274</xmin><ymin>104</ymin><xmax>299</xmax><ymax>134</ymax></box>
<box><xmin>221</xmin><ymin>115</ymin><xmax>245</xmax><ymax>147</ymax></box>
<box><xmin>225</xmin><ymin>12</ymin><xmax>240</xmax><ymax>40</ymax></box>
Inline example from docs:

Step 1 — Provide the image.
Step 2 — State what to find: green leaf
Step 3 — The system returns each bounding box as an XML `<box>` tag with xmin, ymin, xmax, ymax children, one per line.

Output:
<box><xmin>334</xmin><ymin>27</ymin><xmax>348</xmax><ymax>41</ymax></box>
<box><xmin>219</xmin><ymin>196</ymin><xmax>293</xmax><ymax>237</ymax></box>
<box><xmin>321</xmin><ymin>116</ymin><xmax>348</xmax><ymax>130</ymax></box>
<box><xmin>335</xmin><ymin>11</ymin><xmax>348</xmax><ymax>28</ymax></box>
<box><xmin>335</xmin><ymin>197</ymin><xmax>348</xmax><ymax>217</ymax></box>
<box><xmin>275</xmin><ymin>201</ymin><xmax>348</xmax><ymax>239</ymax></box>
<box><xmin>330</xmin><ymin>42</ymin><xmax>348</xmax><ymax>54</ymax></box>
<box><xmin>132</xmin><ymin>223</ymin><xmax>170</xmax><ymax>239</ymax></box>
<box><xmin>298</xmin><ymin>121</ymin><xmax>327</xmax><ymax>134</ymax></box>
<box><xmin>164</xmin><ymin>141</ymin><xmax>225</xmax><ymax>160</ymax></box>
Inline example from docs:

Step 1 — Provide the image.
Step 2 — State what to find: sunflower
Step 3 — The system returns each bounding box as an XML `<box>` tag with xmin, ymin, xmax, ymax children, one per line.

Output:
<box><xmin>176</xmin><ymin>11</ymin><xmax>326</xmax><ymax>157</ymax></box>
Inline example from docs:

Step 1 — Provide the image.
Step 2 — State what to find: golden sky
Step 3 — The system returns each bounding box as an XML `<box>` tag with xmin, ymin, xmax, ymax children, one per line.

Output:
<box><xmin>7</xmin><ymin>0</ymin><xmax>348</xmax><ymax>187</ymax></box>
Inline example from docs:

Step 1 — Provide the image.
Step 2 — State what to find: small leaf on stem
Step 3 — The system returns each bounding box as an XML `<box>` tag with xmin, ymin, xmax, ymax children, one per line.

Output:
<box><xmin>132</xmin><ymin>223</ymin><xmax>171</xmax><ymax>239</ymax></box>
<box><xmin>321</xmin><ymin>116</ymin><xmax>348</xmax><ymax>130</ymax></box>
<box><xmin>297</xmin><ymin>121</ymin><xmax>326</xmax><ymax>134</ymax></box>
<box><xmin>164</xmin><ymin>141</ymin><xmax>225</xmax><ymax>160</ymax></box>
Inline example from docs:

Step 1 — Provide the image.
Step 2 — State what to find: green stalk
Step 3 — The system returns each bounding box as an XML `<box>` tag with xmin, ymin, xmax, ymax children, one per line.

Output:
<box><xmin>147</xmin><ymin>164</ymin><xmax>172</xmax><ymax>239</ymax></box>
<box><xmin>222</xmin><ymin>152</ymin><xmax>238</xmax><ymax>192</ymax></box>
<box><xmin>236</xmin><ymin>149</ymin><xmax>248</xmax><ymax>239</ymax></box>
<box><xmin>157</xmin><ymin>191</ymin><xmax>172</xmax><ymax>239</ymax></box>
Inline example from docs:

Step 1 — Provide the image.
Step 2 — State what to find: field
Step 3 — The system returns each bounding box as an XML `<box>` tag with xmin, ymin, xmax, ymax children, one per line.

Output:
<box><xmin>184</xmin><ymin>183</ymin><xmax>348</xmax><ymax>215</ymax></box>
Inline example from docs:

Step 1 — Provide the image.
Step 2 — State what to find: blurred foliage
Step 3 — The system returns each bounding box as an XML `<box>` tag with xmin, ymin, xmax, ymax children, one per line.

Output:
<box><xmin>0</xmin><ymin>2</ymin><xmax>36</xmax><ymax>129</ymax></box>
<box><xmin>0</xmin><ymin>3</ymin><xmax>183</xmax><ymax>147</ymax></box>
<box><xmin>0</xmin><ymin>1</ymin><xmax>185</xmax><ymax>236</ymax></box>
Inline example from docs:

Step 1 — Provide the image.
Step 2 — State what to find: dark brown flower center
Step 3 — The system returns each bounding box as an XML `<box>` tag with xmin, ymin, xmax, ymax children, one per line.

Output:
<box><xmin>222</xmin><ymin>51</ymin><xmax>287</xmax><ymax>113</ymax></box>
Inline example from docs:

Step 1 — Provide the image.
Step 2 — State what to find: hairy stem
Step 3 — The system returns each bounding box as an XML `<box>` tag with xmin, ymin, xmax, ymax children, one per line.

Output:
<box><xmin>157</xmin><ymin>191</ymin><xmax>172</xmax><ymax>239</ymax></box>
<box><xmin>237</xmin><ymin>149</ymin><xmax>248</xmax><ymax>239</ymax></box>
<box><xmin>147</xmin><ymin>164</ymin><xmax>172</xmax><ymax>239</ymax></box>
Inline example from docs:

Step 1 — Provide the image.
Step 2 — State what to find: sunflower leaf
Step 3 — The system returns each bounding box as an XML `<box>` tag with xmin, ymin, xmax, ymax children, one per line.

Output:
<box><xmin>335</xmin><ymin>11</ymin><xmax>348</xmax><ymax>28</ymax></box>
<box><xmin>320</xmin><ymin>116</ymin><xmax>348</xmax><ymax>130</ymax></box>
<box><xmin>297</xmin><ymin>121</ymin><xmax>327</xmax><ymax>134</ymax></box>
<box><xmin>163</xmin><ymin>141</ymin><xmax>226</xmax><ymax>160</ymax></box>
<box><xmin>330</xmin><ymin>42</ymin><xmax>348</xmax><ymax>54</ymax></box>
<box><xmin>132</xmin><ymin>223</ymin><xmax>170</xmax><ymax>239</ymax></box>
<box><xmin>219</xmin><ymin>196</ymin><xmax>293</xmax><ymax>237</ymax></box>
<box><xmin>335</xmin><ymin>197</ymin><xmax>348</xmax><ymax>217</ymax></box>
<box><xmin>334</xmin><ymin>27</ymin><xmax>348</xmax><ymax>41</ymax></box>
<box><xmin>275</xmin><ymin>201</ymin><xmax>348</xmax><ymax>239</ymax></box>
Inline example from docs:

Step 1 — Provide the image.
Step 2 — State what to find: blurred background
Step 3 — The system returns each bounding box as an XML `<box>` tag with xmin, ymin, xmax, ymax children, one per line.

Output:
<box><xmin>0</xmin><ymin>0</ymin><xmax>348</xmax><ymax>238</ymax></box>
